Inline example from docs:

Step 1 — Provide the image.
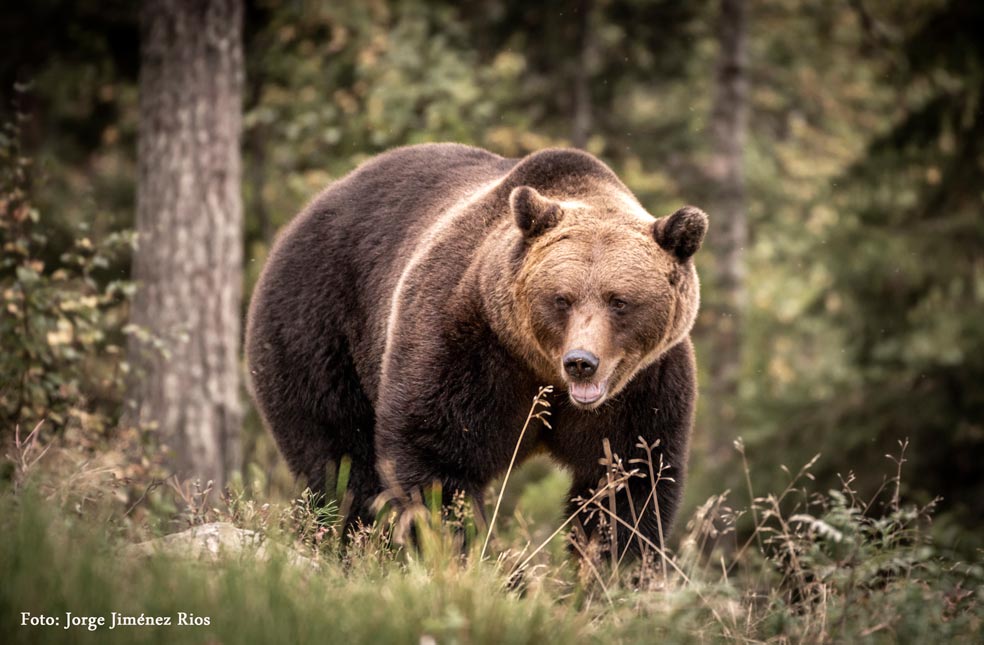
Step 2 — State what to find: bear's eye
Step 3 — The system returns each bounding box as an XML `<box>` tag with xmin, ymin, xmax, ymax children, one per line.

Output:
<box><xmin>609</xmin><ymin>297</ymin><xmax>629</xmax><ymax>313</ymax></box>
<box><xmin>554</xmin><ymin>295</ymin><xmax>571</xmax><ymax>311</ymax></box>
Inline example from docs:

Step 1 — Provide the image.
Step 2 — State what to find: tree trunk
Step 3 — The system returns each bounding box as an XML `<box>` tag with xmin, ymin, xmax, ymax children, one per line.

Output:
<box><xmin>129</xmin><ymin>0</ymin><xmax>244</xmax><ymax>489</ymax></box>
<box><xmin>246</xmin><ymin>72</ymin><xmax>273</xmax><ymax>245</ymax></box>
<box><xmin>571</xmin><ymin>0</ymin><xmax>595</xmax><ymax>149</ymax></box>
<box><xmin>706</xmin><ymin>0</ymin><xmax>748</xmax><ymax>456</ymax></box>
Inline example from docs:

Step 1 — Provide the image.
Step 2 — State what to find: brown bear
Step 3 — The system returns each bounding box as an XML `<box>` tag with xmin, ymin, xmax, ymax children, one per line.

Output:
<box><xmin>246</xmin><ymin>143</ymin><xmax>706</xmax><ymax>557</ymax></box>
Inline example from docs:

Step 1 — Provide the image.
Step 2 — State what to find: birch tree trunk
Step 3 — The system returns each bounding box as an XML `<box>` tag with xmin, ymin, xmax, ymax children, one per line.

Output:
<box><xmin>129</xmin><ymin>0</ymin><xmax>244</xmax><ymax>489</ymax></box>
<box><xmin>707</xmin><ymin>0</ymin><xmax>748</xmax><ymax>454</ymax></box>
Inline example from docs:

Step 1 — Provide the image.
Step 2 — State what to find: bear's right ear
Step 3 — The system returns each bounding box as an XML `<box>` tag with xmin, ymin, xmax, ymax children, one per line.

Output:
<box><xmin>510</xmin><ymin>186</ymin><xmax>562</xmax><ymax>239</ymax></box>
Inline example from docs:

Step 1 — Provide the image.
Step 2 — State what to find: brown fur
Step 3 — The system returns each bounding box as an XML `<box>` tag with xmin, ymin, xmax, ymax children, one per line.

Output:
<box><xmin>246</xmin><ymin>143</ymin><xmax>708</xmax><ymax>557</ymax></box>
<box><xmin>489</xmin><ymin>184</ymin><xmax>703</xmax><ymax>406</ymax></box>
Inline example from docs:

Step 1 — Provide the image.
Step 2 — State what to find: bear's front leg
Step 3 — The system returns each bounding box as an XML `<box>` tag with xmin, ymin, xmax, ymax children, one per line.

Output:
<box><xmin>374</xmin><ymin>322</ymin><xmax>541</xmax><ymax>534</ymax></box>
<box><xmin>372</xmin><ymin>389</ymin><xmax>520</xmax><ymax>535</ymax></box>
<box><xmin>566</xmin><ymin>454</ymin><xmax>684</xmax><ymax>563</ymax></box>
<box><xmin>373</xmin><ymin>424</ymin><xmax>487</xmax><ymax>516</ymax></box>
<box><xmin>559</xmin><ymin>340</ymin><xmax>696</xmax><ymax>563</ymax></box>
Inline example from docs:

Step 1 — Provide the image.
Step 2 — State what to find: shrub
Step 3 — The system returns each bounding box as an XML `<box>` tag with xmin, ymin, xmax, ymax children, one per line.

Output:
<box><xmin>0</xmin><ymin>116</ymin><xmax>133</xmax><ymax>446</ymax></box>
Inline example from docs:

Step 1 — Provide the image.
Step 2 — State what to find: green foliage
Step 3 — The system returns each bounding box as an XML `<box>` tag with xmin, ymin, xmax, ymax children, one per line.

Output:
<box><xmin>0</xmin><ymin>490</ymin><xmax>582</xmax><ymax>645</ymax></box>
<box><xmin>821</xmin><ymin>0</ymin><xmax>984</xmax><ymax>520</ymax></box>
<box><xmin>0</xmin><ymin>117</ymin><xmax>134</xmax><ymax>440</ymax></box>
<box><xmin>739</xmin><ymin>0</ymin><xmax>984</xmax><ymax>545</ymax></box>
<box><xmin>1</xmin><ymin>439</ymin><xmax>981</xmax><ymax>644</ymax></box>
<box><xmin>0</xmin><ymin>7</ymin><xmax>984</xmax><ymax>642</ymax></box>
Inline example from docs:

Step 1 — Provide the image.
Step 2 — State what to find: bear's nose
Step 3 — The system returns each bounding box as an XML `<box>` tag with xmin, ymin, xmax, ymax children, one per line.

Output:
<box><xmin>563</xmin><ymin>350</ymin><xmax>599</xmax><ymax>379</ymax></box>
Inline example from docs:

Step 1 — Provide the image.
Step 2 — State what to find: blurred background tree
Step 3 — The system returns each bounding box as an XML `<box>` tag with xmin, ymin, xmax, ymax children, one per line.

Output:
<box><xmin>126</xmin><ymin>0</ymin><xmax>245</xmax><ymax>490</ymax></box>
<box><xmin>705</xmin><ymin>0</ymin><xmax>748</xmax><ymax>465</ymax></box>
<box><xmin>1</xmin><ymin>0</ymin><xmax>981</xmax><ymax>550</ymax></box>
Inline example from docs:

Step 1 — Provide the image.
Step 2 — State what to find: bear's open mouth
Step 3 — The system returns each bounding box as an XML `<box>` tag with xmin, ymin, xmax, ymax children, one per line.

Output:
<box><xmin>569</xmin><ymin>380</ymin><xmax>607</xmax><ymax>405</ymax></box>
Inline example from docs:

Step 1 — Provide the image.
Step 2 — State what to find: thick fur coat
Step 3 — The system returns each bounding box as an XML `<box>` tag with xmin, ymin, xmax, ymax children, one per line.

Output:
<box><xmin>246</xmin><ymin>143</ymin><xmax>707</xmax><ymax>556</ymax></box>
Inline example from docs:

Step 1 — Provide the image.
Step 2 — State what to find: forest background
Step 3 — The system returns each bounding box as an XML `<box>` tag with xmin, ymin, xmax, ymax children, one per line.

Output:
<box><xmin>0</xmin><ymin>1</ymin><xmax>982</xmax><ymax>643</ymax></box>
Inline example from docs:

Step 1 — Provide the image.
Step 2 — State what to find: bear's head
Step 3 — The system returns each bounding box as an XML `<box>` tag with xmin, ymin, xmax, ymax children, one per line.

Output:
<box><xmin>509</xmin><ymin>184</ymin><xmax>707</xmax><ymax>410</ymax></box>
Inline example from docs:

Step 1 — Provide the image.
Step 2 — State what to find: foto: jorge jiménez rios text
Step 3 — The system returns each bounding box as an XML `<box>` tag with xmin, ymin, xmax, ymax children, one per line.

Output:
<box><xmin>21</xmin><ymin>611</ymin><xmax>211</xmax><ymax>630</ymax></box>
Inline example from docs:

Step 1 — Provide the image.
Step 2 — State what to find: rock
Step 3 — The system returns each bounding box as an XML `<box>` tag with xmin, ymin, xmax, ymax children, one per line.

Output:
<box><xmin>123</xmin><ymin>522</ymin><xmax>318</xmax><ymax>570</ymax></box>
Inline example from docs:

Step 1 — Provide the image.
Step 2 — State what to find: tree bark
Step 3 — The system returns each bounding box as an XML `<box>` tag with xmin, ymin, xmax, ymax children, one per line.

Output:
<box><xmin>707</xmin><ymin>0</ymin><xmax>748</xmax><ymax>454</ymax></box>
<box><xmin>246</xmin><ymin>71</ymin><xmax>273</xmax><ymax>245</ymax></box>
<box><xmin>571</xmin><ymin>0</ymin><xmax>595</xmax><ymax>149</ymax></box>
<box><xmin>129</xmin><ymin>0</ymin><xmax>244</xmax><ymax>488</ymax></box>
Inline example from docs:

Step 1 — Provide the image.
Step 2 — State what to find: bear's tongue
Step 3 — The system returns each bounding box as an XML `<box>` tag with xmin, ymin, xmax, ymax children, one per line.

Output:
<box><xmin>569</xmin><ymin>382</ymin><xmax>604</xmax><ymax>404</ymax></box>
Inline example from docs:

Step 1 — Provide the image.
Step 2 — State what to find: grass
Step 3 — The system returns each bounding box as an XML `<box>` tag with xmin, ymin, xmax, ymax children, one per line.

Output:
<box><xmin>1</xmin><ymin>413</ymin><xmax>982</xmax><ymax>644</ymax></box>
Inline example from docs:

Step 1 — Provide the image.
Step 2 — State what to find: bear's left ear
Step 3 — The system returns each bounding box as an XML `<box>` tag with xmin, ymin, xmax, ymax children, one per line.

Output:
<box><xmin>511</xmin><ymin>186</ymin><xmax>563</xmax><ymax>238</ymax></box>
<box><xmin>653</xmin><ymin>206</ymin><xmax>708</xmax><ymax>260</ymax></box>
